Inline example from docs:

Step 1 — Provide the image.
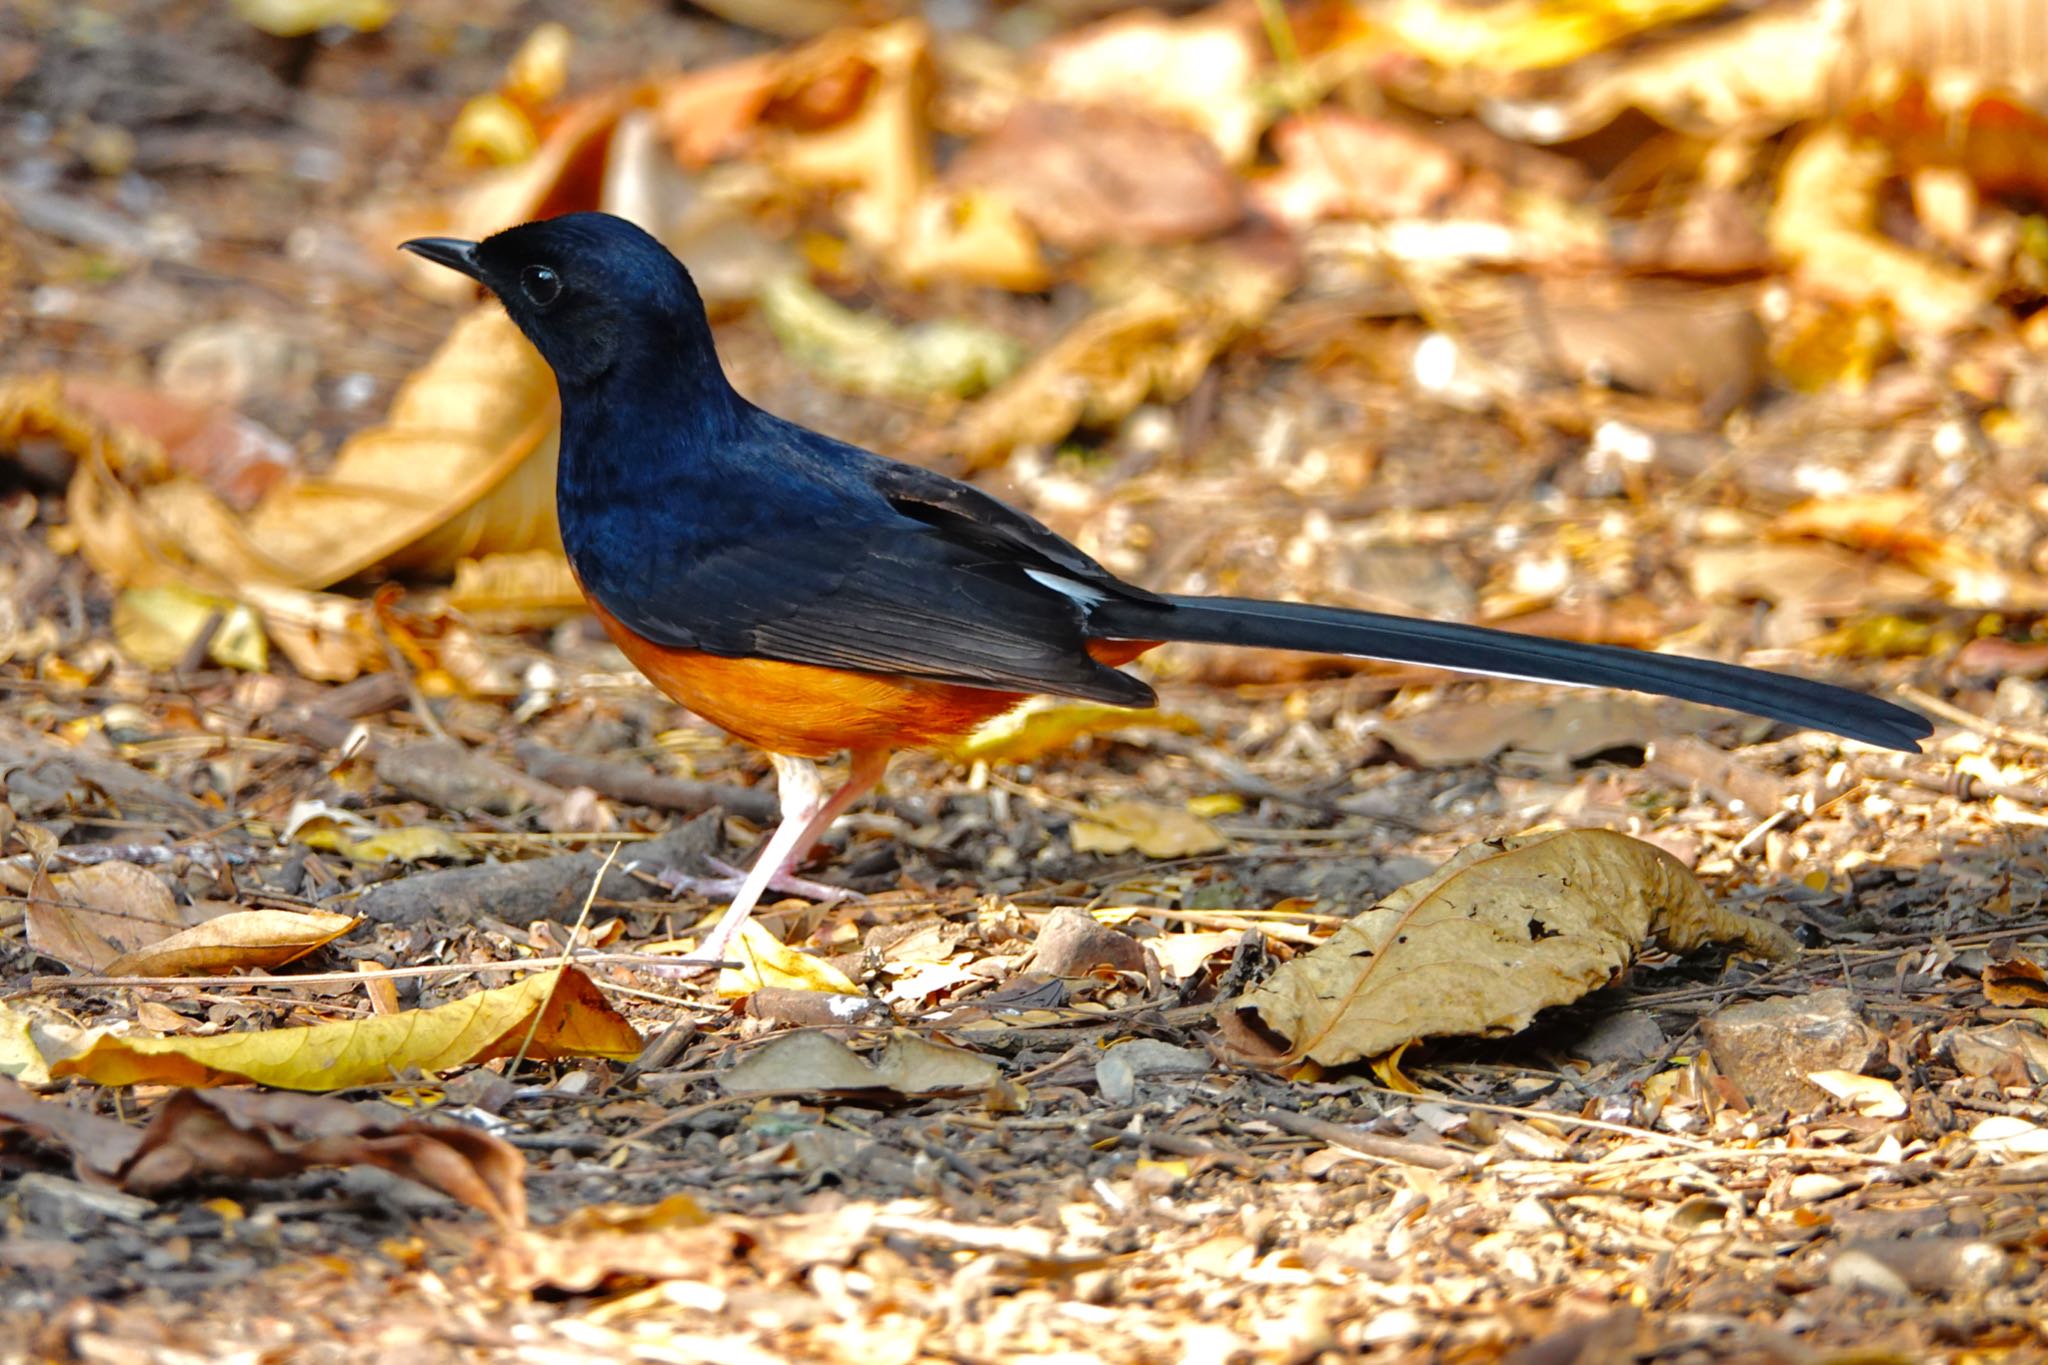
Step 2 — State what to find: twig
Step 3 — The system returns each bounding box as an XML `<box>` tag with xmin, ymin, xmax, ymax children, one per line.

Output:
<box><xmin>1259</xmin><ymin>1109</ymin><xmax>1470</xmax><ymax>1169</ymax></box>
<box><xmin>1897</xmin><ymin>683</ymin><xmax>2048</xmax><ymax>752</ymax></box>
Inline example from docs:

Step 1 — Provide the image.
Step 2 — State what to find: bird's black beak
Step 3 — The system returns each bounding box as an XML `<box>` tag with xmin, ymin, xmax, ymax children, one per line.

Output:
<box><xmin>399</xmin><ymin>236</ymin><xmax>485</xmax><ymax>282</ymax></box>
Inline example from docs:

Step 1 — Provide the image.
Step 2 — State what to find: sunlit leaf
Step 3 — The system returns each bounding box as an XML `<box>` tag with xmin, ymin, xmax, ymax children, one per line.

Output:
<box><xmin>48</xmin><ymin>967</ymin><xmax>640</xmax><ymax>1090</ymax></box>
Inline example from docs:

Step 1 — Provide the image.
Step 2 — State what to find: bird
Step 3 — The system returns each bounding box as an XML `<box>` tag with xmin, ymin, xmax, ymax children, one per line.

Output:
<box><xmin>401</xmin><ymin>211</ymin><xmax>1931</xmax><ymax>968</ymax></box>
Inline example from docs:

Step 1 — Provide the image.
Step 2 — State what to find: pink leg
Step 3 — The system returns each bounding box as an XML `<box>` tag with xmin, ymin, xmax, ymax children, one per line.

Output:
<box><xmin>669</xmin><ymin>749</ymin><xmax>889</xmax><ymax>970</ymax></box>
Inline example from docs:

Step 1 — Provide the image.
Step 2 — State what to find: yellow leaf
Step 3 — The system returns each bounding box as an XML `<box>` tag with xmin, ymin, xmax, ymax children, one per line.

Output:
<box><xmin>1383</xmin><ymin>0</ymin><xmax>1727</xmax><ymax>73</ymax></box>
<box><xmin>345</xmin><ymin>827</ymin><xmax>474</xmax><ymax>865</ymax></box>
<box><xmin>715</xmin><ymin>920</ymin><xmax>859</xmax><ymax>998</ymax></box>
<box><xmin>48</xmin><ymin>967</ymin><xmax>640</xmax><ymax>1090</ymax></box>
<box><xmin>0</xmin><ymin>1007</ymin><xmax>51</xmax><ymax>1085</ymax></box>
<box><xmin>1186</xmin><ymin>793</ymin><xmax>1243</xmax><ymax>818</ymax></box>
<box><xmin>113</xmin><ymin>587</ymin><xmax>269</xmax><ymax>672</ymax></box>
<box><xmin>103</xmin><ymin>909</ymin><xmax>361</xmax><ymax>978</ymax></box>
<box><xmin>231</xmin><ymin>0</ymin><xmax>392</xmax><ymax>37</ymax></box>
<box><xmin>953</xmin><ymin>697</ymin><xmax>1200</xmax><ymax>765</ymax></box>
<box><xmin>447</xmin><ymin>93</ymin><xmax>540</xmax><ymax>167</ymax></box>
<box><xmin>1071</xmin><ymin>799</ymin><xmax>1226</xmax><ymax>859</ymax></box>
<box><xmin>1371</xmin><ymin>1041</ymin><xmax>1425</xmax><ymax>1095</ymax></box>
<box><xmin>1136</xmin><ymin>1159</ymin><xmax>1191</xmax><ymax>1180</ymax></box>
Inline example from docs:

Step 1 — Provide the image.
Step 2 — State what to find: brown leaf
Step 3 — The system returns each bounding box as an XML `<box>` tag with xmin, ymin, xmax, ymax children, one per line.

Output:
<box><xmin>102</xmin><ymin>908</ymin><xmax>361</xmax><ymax>978</ymax></box>
<box><xmin>951</xmin><ymin>103</ymin><xmax>1243</xmax><ymax>251</ymax></box>
<box><xmin>1240</xmin><ymin>830</ymin><xmax>1795</xmax><ymax>1066</ymax></box>
<box><xmin>1377</xmin><ymin>696</ymin><xmax>1730</xmax><ymax>768</ymax></box>
<box><xmin>59</xmin><ymin>377</ymin><xmax>297</xmax><ymax>511</ymax></box>
<box><xmin>0</xmin><ymin>1077</ymin><xmax>523</xmax><ymax>1225</ymax></box>
<box><xmin>28</xmin><ymin>862</ymin><xmax>183</xmax><ymax>974</ymax></box>
<box><xmin>717</xmin><ymin>1030</ymin><xmax>1001</xmax><ymax>1097</ymax></box>
<box><xmin>1983</xmin><ymin>955</ymin><xmax>2048</xmax><ymax>1008</ymax></box>
<box><xmin>1253</xmin><ymin>111</ymin><xmax>1465</xmax><ymax>226</ymax></box>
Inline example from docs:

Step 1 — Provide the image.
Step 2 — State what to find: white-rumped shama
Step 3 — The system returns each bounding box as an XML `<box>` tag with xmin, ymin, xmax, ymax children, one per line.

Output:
<box><xmin>402</xmin><ymin>212</ymin><xmax>1930</xmax><ymax>967</ymax></box>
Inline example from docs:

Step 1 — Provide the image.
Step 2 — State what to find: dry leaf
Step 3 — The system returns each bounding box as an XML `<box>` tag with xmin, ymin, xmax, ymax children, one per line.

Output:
<box><xmin>1983</xmin><ymin>955</ymin><xmax>2048</xmax><ymax>1008</ymax></box>
<box><xmin>1377</xmin><ymin>697</ymin><xmax>1730</xmax><ymax>768</ymax></box>
<box><xmin>231</xmin><ymin>0</ymin><xmax>392</xmax><ymax>38</ymax></box>
<box><xmin>718</xmin><ymin>1030</ymin><xmax>1002</xmax><ymax>1096</ymax></box>
<box><xmin>28</xmin><ymin>862</ymin><xmax>184</xmax><ymax>974</ymax></box>
<box><xmin>950</xmin><ymin>102</ymin><xmax>1244</xmax><ymax>251</ymax></box>
<box><xmin>952</xmin><ymin>698</ymin><xmax>1201</xmax><ymax>766</ymax></box>
<box><xmin>103</xmin><ymin>908</ymin><xmax>361</xmax><ymax>978</ymax></box>
<box><xmin>112</xmin><ymin>586</ymin><xmax>269</xmax><ymax>673</ymax></box>
<box><xmin>757</xmin><ymin>272</ymin><xmax>1022</xmax><ymax>399</ymax></box>
<box><xmin>1807</xmin><ymin>1069</ymin><xmax>1908</xmax><ymax>1118</ymax></box>
<box><xmin>1686</xmin><ymin>541</ymin><xmax>1934</xmax><ymax>617</ymax></box>
<box><xmin>47</xmin><ymin>966</ymin><xmax>639</xmax><ymax>1089</ymax></box>
<box><xmin>1037</xmin><ymin>6</ymin><xmax>1266</xmax><ymax>162</ymax></box>
<box><xmin>63</xmin><ymin>308</ymin><xmax>562</xmax><ymax>597</ymax></box>
<box><xmin>761</xmin><ymin>20</ymin><xmax>933</xmax><ymax>254</ymax></box>
<box><xmin>1253</xmin><ymin>111</ymin><xmax>1466</xmax><ymax>227</ymax></box>
<box><xmin>444</xmin><ymin>550</ymin><xmax>586</xmax><ymax>628</ymax></box>
<box><xmin>715</xmin><ymin>919</ymin><xmax>861</xmax><ymax>998</ymax></box>
<box><xmin>1070</xmin><ymin>799</ymin><xmax>1226</xmax><ymax>859</ymax></box>
<box><xmin>1384</xmin><ymin>0</ymin><xmax>1727</xmax><ymax>73</ymax></box>
<box><xmin>0</xmin><ymin>1077</ymin><xmax>523</xmax><ymax>1225</ymax></box>
<box><xmin>59</xmin><ymin>377</ymin><xmax>297</xmax><ymax>510</ymax></box>
<box><xmin>953</xmin><ymin>242</ymin><xmax>1293</xmax><ymax>466</ymax></box>
<box><xmin>238</xmin><ymin>307</ymin><xmax>563</xmax><ymax>587</ymax></box>
<box><xmin>1150</xmin><ymin>930</ymin><xmax>1245</xmax><ymax>981</ymax></box>
<box><xmin>1770</xmin><ymin>126</ymin><xmax>1990</xmax><ymax>335</ymax></box>
<box><xmin>1240</xmin><ymin>830</ymin><xmax>1795</xmax><ymax>1066</ymax></box>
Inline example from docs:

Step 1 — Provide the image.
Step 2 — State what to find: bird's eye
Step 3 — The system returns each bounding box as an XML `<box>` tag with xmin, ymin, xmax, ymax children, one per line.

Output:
<box><xmin>521</xmin><ymin>265</ymin><xmax>562</xmax><ymax>306</ymax></box>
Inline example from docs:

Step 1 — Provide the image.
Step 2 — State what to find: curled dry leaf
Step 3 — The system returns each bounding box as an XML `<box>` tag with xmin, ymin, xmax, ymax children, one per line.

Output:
<box><xmin>717</xmin><ymin>1029</ymin><xmax>1001</xmax><ymax>1097</ymax></box>
<box><xmin>102</xmin><ymin>908</ymin><xmax>361</xmax><ymax>978</ymax></box>
<box><xmin>1239</xmin><ymin>830</ymin><xmax>1796</xmax><ymax>1067</ymax></box>
<box><xmin>0</xmin><ymin>1077</ymin><xmax>523</xmax><ymax>1226</ymax></box>
<box><xmin>67</xmin><ymin>306</ymin><xmax>560</xmax><ymax>596</ymax></box>
<box><xmin>45</xmin><ymin>966</ymin><xmax>640</xmax><ymax>1090</ymax></box>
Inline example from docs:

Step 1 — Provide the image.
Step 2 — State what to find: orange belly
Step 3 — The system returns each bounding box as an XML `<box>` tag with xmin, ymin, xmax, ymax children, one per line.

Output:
<box><xmin>588</xmin><ymin>601</ymin><xmax>1154</xmax><ymax>758</ymax></box>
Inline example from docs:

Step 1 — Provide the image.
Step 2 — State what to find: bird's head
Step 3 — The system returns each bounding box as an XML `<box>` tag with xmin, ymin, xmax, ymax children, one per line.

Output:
<box><xmin>401</xmin><ymin>212</ymin><xmax>719</xmax><ymax>393</ymax></box>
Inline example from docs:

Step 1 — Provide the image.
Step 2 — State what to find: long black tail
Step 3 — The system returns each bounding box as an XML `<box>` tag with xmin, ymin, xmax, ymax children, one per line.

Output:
<box><xmin>1088</xmin><ymin>594</ymin><xmax>1930</xmax><ymax>753</ymax></box>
